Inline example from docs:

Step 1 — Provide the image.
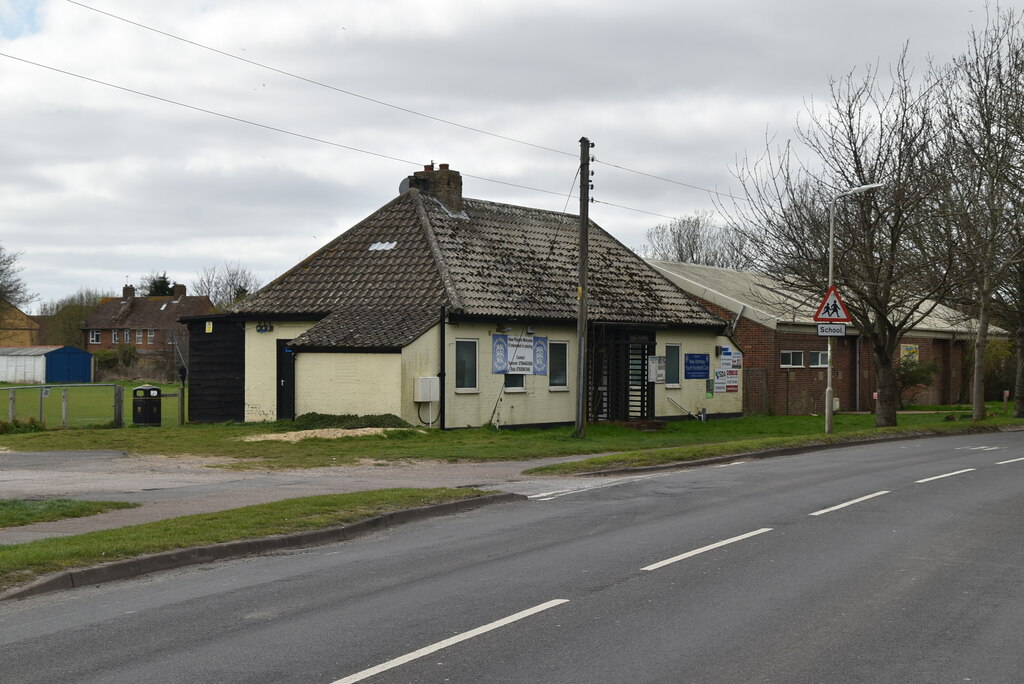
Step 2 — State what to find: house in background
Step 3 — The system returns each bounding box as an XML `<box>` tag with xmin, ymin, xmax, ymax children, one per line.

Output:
<box><xmin>648</xmin><ymin>261</ymin><xmax>976</xmax><ymax>415</ymax></box>
<box><xmin>185</xmin><ymin>164</ymin><xmax>742</xmax><ymax>426</ymax></box>
<box><xmin>0</xmin><ymin>300</ymin><xmax>40</xmax><ymax>347</ymax></box>
<box><xmin>84</xmin><ymin>284</ymin><xmax>213</xmax><ymax>379</ymax></box>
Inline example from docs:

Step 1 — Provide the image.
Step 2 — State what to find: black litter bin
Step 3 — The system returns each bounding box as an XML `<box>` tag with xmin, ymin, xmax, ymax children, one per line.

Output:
<box><xmin>132</xmin><ymin>385</ymin><xmax>161</xmax><ymax>426</ymax></box>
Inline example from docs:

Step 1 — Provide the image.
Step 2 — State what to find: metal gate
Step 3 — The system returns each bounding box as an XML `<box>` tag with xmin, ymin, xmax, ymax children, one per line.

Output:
<box><xmin>588</xmin><ymin>326</ymin><xmax>655</xmax><ymax>422</ymax></box>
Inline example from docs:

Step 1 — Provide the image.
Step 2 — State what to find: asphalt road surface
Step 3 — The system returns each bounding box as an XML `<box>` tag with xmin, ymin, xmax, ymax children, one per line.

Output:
<box><xmin>2</xmin><ymin>431</ymin><xmax>1023</xmax><ymax>683</ymax></box>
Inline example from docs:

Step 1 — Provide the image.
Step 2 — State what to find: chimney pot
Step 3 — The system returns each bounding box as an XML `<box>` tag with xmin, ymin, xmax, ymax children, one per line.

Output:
<box><xmin>409</xmin><ymin>164</ymin><xmax>462</xmax><ymax>212</ymax></box>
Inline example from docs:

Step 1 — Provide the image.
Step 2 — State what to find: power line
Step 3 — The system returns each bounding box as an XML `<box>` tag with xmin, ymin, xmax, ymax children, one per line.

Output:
<box><xmin>0</xmin><ymin>51</ymin><xmax>693</xmax><ymax>222</ymax></box>
<box><xmin>65</xmin><ymin>0</ymin><xmax>743</xmax><ymax>204</ymax></box>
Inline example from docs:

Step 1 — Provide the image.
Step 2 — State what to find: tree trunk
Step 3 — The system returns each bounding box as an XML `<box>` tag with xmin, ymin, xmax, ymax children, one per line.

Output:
<box><xmin>874</xmin><ymin>347</ymin><xmax>899</xmax><ymax>427</ymax></box>
<box><xmin>972</xmin><ymin>296</ymin><xmax>991</xmax><ymax>420</ymax></box>
<box><xmin>1016</xmin><ymin>320</ymin><xmax>1024</xmax><ymax>418</ymax></box>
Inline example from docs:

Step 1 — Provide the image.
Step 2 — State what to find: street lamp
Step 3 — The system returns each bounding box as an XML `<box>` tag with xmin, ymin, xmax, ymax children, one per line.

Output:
<box><xmin>825</xmin><ymin>182</ymin><xmax>883</xmax><ymax>434</ymax></box>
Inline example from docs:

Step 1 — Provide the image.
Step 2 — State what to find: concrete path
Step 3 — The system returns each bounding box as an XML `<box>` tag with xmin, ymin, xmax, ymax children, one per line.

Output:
<box><xmin>0</xmin><ymin>450</ymin><xmax>599</xmax><ymax>544</ymax></box>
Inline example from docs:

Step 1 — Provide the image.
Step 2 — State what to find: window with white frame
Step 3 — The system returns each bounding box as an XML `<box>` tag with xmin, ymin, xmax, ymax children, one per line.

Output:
<box><xmin>665</xmin><ymin>344</ymin><xmax>681</xmax><ymax>385</ymax></box>
<box><xmin>136</xmin><ymin>329</ymin><xmax>143</xmax><ymax>344</ymax></box>
<box><xmin>809</xmin><ymin>350</ymin><xmax>829</xmax><ymax>367</ymax></box>
<box><xmin>780</xmin><ymin>350</ymin><xmax>804</xmax><ymax>368</ymax></box>
<box><xmin>89</xmin><ymin>330</ymin><xmax>101</xmax><ymax>344</ymax></box>
<box><xmin>112</xmin><ymin>330</ymin><xmax>119</xmax><ymax>344</ymax></box>
<box><xmin>123</xmin><ymin>330</ymin><xmax>130</xmax><ymax>344</ymax></box>
<box><xmin>148</xmin><ymin>329</ymin><xmax>155</xmax><ymax>344</ymax></box>
<box><xmin>455</xmin><ymin>339</ymin><xmax>478</xmax><ymax>390</ymax></box>
<box><xmin>549</xmin><ymin>341</ymin><xmax>568</xmax><ymax>389</ymax></box>
<box><xmin>504</xmin><ymin>373</ymin><xmax>525</xmax><ymax>391</ymax></box>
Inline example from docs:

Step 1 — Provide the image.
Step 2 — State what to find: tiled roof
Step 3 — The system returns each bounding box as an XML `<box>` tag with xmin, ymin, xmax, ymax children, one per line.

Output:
<box><xmin>84</xmin><ymin>295</ymin><xmax>214</xmax><ymax>331</ymax></box>
<box><xmin>232</xmin><ymin>189</ymin><xmax>722</xmax><ymax>349</ymax></box>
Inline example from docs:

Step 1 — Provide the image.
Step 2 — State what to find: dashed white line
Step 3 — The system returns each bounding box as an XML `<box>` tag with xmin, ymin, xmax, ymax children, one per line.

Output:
<box><xmin>330</xmin><ymin>599</ymin><xmax>570</xmax><ymax>684</ymax></box>
<box><xmin>642</xmin><ymin>528</ymin><xmax>773</xmax><ymax>572</ymax></box>
<box><xmin>997</xmin><ymin>456</ymin><xmax>1024</xmax><ymax>465</ymax></box>
<box><xmin>808</xmin><ymin>491</ymin><xmax>890</xmax><ymax>516</ymax></box>
<box><xmin>528</xmin><ymin>473</ymin><xmax>671</xmax><ymax>500</ymax></box>
<box><xmin>915</xmin><ymin>468</ymin><xmax>976</xmax><ymax>483</ymax></box>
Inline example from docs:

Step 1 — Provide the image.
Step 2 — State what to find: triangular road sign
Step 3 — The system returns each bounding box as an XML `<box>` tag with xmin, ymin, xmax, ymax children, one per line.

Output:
<box><xmin>813</xmin><ymin>285</ymin><xmax>852</xmax><ymax>323</ymax></box>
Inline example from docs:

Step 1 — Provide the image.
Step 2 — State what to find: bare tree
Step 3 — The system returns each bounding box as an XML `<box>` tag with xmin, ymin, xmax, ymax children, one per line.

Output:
<box><xmin>640</xmin><ymin>211</ymin><xmax>754</xmax><ymax>268</ymax></box>
<box><xmin>192</xmin><ymin>261</ymin><xmax>262</xmax><ymax>310</ymax></box>
<box><xmin>37</xmin><ymin>287</ymin><xmax>113</xmax><ymax>348</ymax></box>
<box><xmin>0</xmin><ymin>243</ymin><xmax>34</xmax><ymax>308</ymax></box>
<box><xmin>726</xmin><ymin>48</ymin><xmax>956</xmax><ymax>427</ymax></box>
<box><xmin>936</xmin><ymin>7</ymin><xmax>1024</xmax><ymax>420</ymax></box>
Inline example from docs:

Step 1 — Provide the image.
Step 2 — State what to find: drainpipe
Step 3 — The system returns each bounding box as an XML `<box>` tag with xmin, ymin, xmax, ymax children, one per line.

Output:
<box><xmin>438</xmin><ymin>306</ymin><xmax>447</xmax><ymax>430</ymax></box>
<box><xmin>855</xmin><ymin>335</ymin><xmax>862</xmax><ymax>411</ymax></box>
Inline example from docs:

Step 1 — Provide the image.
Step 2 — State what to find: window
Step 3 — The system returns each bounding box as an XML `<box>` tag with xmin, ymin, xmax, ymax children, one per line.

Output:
<box><xmin>665</xmin><ymin>344</ymin><xmax>681</xmax><ymax>385</ymax></box>
<box><xmin>112</xmin><ymin>330</ymin><xmax>119</xmax><ymax>344</ymax></box>
<box><xmin>504</xmin><ymin>373</ymin><xmax>525</xmax><ymax>391</ymax></box>
<box><xmin>455</xmin><ymin>339</ymin><xmax>478</xmax><ymax>390</ymax></box>
<box><xmin>148</xmin><ymin>329</ymin><xmax>155</xmax><ymax>344</ymax></box>
<box><xmin>123</xmin><ymin>330</ymin><xmax>130</xmax><ymax>344</ymax></box>
<box><xmin>135</xmin><ymin>329</ymin><xmax>143</xmax><ymax>344</ymax></box>
<box><xmin>89</xmin><ymin>330</ymin><xmax>101</xmax><ymax>344</ymax></box>
<box><xmin>780</xmin><ymin>350</ymin><xmax>804</xmax><ymax>368</ymax></box>
<box><xmin>549</xmin><ymin>341</ymin><xmax>568</xmax><ymax>389</ymax></box>
<box><xmin>809</xmin><ymin>350</ymin><xmax>829</xmax><ymax>367</ymax></box>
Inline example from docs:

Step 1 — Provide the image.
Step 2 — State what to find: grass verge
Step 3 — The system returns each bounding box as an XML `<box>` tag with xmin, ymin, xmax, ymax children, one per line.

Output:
<box><xmin>0</xmin><ymin>488</ymin><xmax>489</xmax><ymax>592</ymax></box>
<box><xmin>0</xmin><ymin>408</ymin><xmax>1021</xmax><ymax>469</ymax></box>
<box><xmin>0</xmin><ymin>499</ymin><xmax>140</xmax><ymax>529</ymax></box>
<box><xmin>523</xmin><ymin>419</ymin><xmax>1023</xmax><ymax>475</ymax></box>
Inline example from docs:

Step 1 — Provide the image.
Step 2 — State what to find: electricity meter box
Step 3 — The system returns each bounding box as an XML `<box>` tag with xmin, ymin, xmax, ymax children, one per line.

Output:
<box><xmin>414</xmin><ymin>377</ymin><xmax>440</xmax><ymax>402</ymax></box>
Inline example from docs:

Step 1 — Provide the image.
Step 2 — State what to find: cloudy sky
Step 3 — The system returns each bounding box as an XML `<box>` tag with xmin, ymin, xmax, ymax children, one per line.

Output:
<box><xmin>0</xmin><ymin>0</ymin><xmax>998</xmax><ymax>309</ymax></box>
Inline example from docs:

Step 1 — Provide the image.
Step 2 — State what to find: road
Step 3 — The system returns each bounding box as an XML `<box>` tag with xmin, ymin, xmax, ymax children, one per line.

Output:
<box><xmin>2</xmin><ymin>431</ymin><xmax>1023</xmax><ymax>683</ymax></box>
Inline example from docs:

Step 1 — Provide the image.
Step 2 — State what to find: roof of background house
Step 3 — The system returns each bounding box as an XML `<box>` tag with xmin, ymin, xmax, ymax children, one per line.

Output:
<box><xmin>233</xmin><ymin>166</ymin><xmax>723</xmax><ymax>350</ymax></box>
<box><xmin>647</xmin><ymin>260</ymin><xmax>1000</xmax><ymax>337</ymax></box>
<box><xmin>84</xmin><ymin>289</ymin><xmax>213</xmax><ymax>332</ymax></box>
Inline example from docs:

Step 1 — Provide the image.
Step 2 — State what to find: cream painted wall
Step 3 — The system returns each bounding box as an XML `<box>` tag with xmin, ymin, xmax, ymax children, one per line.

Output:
<box><xmin>243</xmin><ymin>321</ymin><xmax>314</xmax><ymax>422</ymax></box>
<box><xmin>399</xmin><ymin>326</ymin><xmax>441</xmax><ymax>426</ymax></box>
<box><xmin>654</xmin><ymin>333</ymin><xmax>743</xmax><ymax>417</ymax></box>
<box><xmin>443</xmin><ymin>322</ymin><xmax>578</xmax><ymax>428</ymax></box>
<box><xmin>295</xmin><ymin>352</ymin><xmax>402</xmax><ymax>416</ymax></box>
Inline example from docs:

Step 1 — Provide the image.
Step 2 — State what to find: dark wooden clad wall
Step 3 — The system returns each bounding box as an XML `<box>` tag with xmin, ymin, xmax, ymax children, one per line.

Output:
<box><xmin>186</xmin><ymin>318</ymin><xmax>245</xmax><ymax>423</ymax></box>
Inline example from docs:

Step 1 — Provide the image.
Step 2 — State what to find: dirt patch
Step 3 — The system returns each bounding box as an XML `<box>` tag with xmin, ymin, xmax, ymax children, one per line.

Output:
<box><xmin>241</xmin><ymin>427</ymin><xmax>418</xmax><ymax>442</ymax></box>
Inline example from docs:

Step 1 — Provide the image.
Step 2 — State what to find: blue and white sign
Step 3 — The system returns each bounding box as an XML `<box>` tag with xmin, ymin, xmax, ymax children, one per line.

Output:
<box><xmin>493</xmin><ymin>334</ymin><xmax>548</xmax><ymax>375</ymax></box>
<box><xmin>684</xmin><ymin>353</ymin><xmax>711</xmax><ymax>380</ymax></box>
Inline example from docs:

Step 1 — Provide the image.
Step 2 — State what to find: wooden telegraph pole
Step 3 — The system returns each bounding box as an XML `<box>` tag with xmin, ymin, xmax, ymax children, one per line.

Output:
<box><xmin>575</xmin><ymin>137</ymin><xmax>593</xmax><ymax>438</ymax></box>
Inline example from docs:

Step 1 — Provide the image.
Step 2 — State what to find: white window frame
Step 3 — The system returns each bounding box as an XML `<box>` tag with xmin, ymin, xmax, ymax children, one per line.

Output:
<box><xmin>809</xmin><ymin>350</ymin><xmax>829</xmax><ymax>368</ymax></box>
<box><xmin>503</xmin><ymin>372</ymin><xmax>526</xmax><ymax>393</ymax></box>
<box><xmin>89</xmin><ymin>330</ymin><xmax>101</xmax><ymax>344</ymax></box>
<box><xmin>548</xmin><ymin>341</ymin><xmax>569</xmax><ymax>391</ymax></box>
<box><xmin>111</xmin><ymin>330</ymin><xmax>119</xmax><ymax>344</ymax></box>
<box><xmin>135</xmin><ymin>329</ymin><xmax>143</xmax><ymax>344</ymax></box>
<box><xmin>780</xmin><ymin>350</ymin><xmax>804</xmax><ymax>368</ymax></box>
<box><xmin>148</xmin><ymin>329</ymin><xmax>155</xmax><ymax>344</ymax></box>
<box><xmin>455</xmin><ymin>339</ymin><xmax>479</xmax><ymax>392</ymax></box>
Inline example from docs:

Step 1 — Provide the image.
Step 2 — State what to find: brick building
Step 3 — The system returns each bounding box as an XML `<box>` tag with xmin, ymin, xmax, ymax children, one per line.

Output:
<box><xmin>84</xmin><ymin>284</ymin><xmax>213</xmax><ymax>378</ymax></box>
<box><xmin>649</xmin><ymin>261</ymin><xmax>974</xmax><ymax>415</ymax></box>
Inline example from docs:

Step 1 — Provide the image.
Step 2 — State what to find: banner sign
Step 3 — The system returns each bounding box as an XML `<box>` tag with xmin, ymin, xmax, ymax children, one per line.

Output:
<box><xmin>492</xmin><ymin>335</ymin><xmax>548</xmax><ymax>375</ymax></box>
<box><xmin>684</xmin><ymin>353</ymin><xmax>710</xmax><ymax>379</ymax></box>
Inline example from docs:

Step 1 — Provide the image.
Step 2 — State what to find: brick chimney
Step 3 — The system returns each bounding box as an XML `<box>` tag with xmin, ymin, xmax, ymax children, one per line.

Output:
<box><xmin>122</xmin><ymin>284</ymin><xmax>136</xmax><ymax>300</ymax></box>
<box><xmin>407</xmin><ymin>163</ymin><xmax>462</xmax><ymax>212</ymax></box>
<box><xmin>172</xmin><ymin>283</ymin><xmax>187</xmax><ymax>299</ymax></box>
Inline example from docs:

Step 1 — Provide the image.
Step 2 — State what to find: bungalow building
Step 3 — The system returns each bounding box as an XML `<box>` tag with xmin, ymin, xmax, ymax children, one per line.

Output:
<box><xmin>184</xmin><ymin>164</ymin><xmax>743</xmax><ymax>426</ymax></box>
<box><xmin>648</xmin><ymin>261</ymin><xmax>976</xmax><ymax>414</ymax></box>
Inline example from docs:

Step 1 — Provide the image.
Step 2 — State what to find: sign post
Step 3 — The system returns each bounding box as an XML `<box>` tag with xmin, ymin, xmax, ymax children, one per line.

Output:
<box><xmin>814</xmin><ymin>285</ymin><xmax>852</xmax><ymax>435</ymax></box>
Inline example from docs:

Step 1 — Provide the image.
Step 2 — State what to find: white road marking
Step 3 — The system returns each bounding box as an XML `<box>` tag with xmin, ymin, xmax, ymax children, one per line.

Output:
<box><xmin>957</xmin><ymin>445</ymin><xmax>1004</xmax><ymax>451</ymax></box>
<box><xmin>997</xmin><ymin>456</ymin><xmax>1024</xmax><ymax>465</ymax></box>
<box><xmin>330</xmin><ymin>599</ymin><xmax>569</xmax><ymax>684</ymax></box>
<box><xmin>642</xmin><ymin>528</ymin><xmax>772</xmax><ymax>572</ymax></box>
<box><xmin>714</xmin><ymin>462</ymin><xmax>747</xmax><ymax>468</ymax></box>
<box><xmin>528</xmin><ymin>473</ymin><xmax>671</xmax><ymax>500</ymax></box>
<box><xmin>915</xmin><ymin>469</ymin><xmax>976</xmax><ymax>483</ymax></box>
<box><xmin>808</xmin><ymin>491</ymin><xmax>890</xmax><ymax>516</ymax></box>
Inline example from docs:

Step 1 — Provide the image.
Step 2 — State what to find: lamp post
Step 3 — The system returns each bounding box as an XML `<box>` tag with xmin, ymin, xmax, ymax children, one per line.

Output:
<box><xmin>825</xmin><ymin>182</ymin><xmax>883</xmax><ymax>434</ymax></box>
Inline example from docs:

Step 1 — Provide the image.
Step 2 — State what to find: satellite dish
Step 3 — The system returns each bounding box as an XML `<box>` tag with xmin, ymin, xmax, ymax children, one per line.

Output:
<box><xmin>398</xmin><ymin>177</ymin><xmax>411</xmax><ymax>195</ymax></box>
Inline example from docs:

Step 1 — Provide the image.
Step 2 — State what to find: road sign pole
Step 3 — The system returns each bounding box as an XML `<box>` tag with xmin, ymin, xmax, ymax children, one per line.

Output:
<box><xmin>826</xmin><ymin>196</ymin><xmax>837</xmax><ymax>434</ymax></box>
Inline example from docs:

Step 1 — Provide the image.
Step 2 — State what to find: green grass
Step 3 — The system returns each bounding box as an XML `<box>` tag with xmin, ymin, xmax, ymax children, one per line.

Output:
<box><xmin>0</xmin><ymin>380</ymin><xmax>184</xmax><ymax>428</ymax></box>
<box><xmin>0</xmin><ymin>408</ymin><xmax>1020</xmax><ymax>471</ymax></box>
<box><xmin>0</xmin><ymin>499</ymin><xmax>140</xmax><ymax>529</ymax></box>
<box><xmin>0</xmin><ymin>488</ymin><xmax>489</xmax><ymax>592</ymax></box>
